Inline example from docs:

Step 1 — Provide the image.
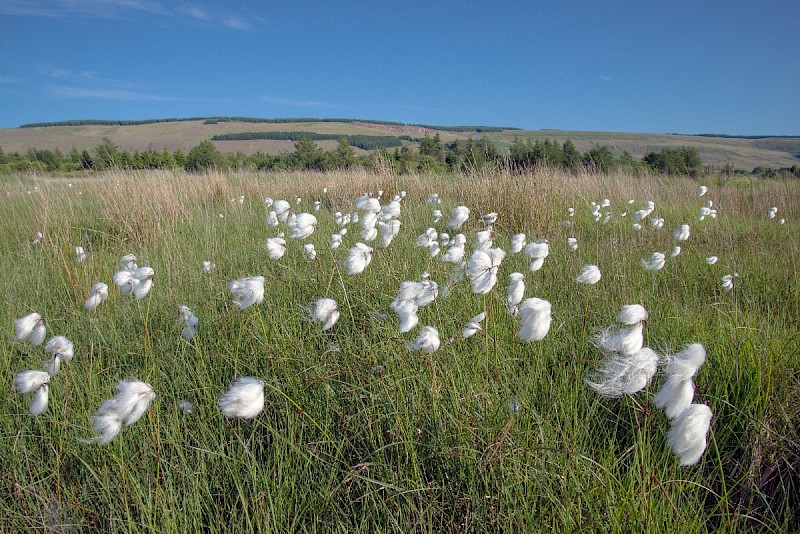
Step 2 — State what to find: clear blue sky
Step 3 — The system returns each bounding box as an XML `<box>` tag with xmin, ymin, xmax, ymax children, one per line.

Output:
<box><xmin>1</xmin><ymin>0</ymin><xmax>798</xmax><ymax>134</ymax></box>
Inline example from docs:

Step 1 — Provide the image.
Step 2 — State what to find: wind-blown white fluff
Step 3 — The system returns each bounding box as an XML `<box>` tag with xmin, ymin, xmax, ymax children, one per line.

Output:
<box><xmin>84</xmin><ymin>282</ymin><xmax>109</xmax><ymax>311</ymax></box>
<box><xmin>517</xmin><ymin>298</ymin><xmax>552</xmax><ymax>342</ymax></box>
<box><xmin>506</xmin><ymin>272</ymin><xmax>525</xmax><ymax>315</ymax></box>
<box><xmin>585</xmin><ymin>347</ymin><xmax>660</xmax><ymax>397</ymax></box>
<box><xmin>80</xmin><ymin>379</ymin><xmax>156</xmax><ymax>444</ymax></box>
<box><xmin>346</xmin><ymin>243</ymin><xmax>373</xmax><ymax>275</ymax></box>
<box><xmin>219</xmin><ymin>377</ymin><xmax>265</xmax><ymax>420</ymax></box>
<box><xmin>667</xmin><ymin>403</ymin><xmax>712</xmax><ymax>466</ymax></box>
<box><xmin>462</xmin><ymin>312</ymin><xmax>486</xmax><ymax>338</ymax></box>
<box><xmin>407</xmin><ymin>326</ymin><xmax>441</xmax><ymax>354</ymax></box>
<box><xmin>313</xmin><ymin>298</ymin><xmax>340</xmax><ymax>331</ymax></box>
<box><xmin>13</xmin><ymin>312</ymin><xmax>46</xmax><ymax>345</ymax></box>
<box><xmin>575</xmin><ymin>264</ymin><xmax>602</xmax><ymax>285</ymax></box>
<box><xmin>653</xmin><ymin>343</ymin><xmax>706</xmax><ymax>419</ymax></box>
<box><xmin>227</xmin><ymin>276</ymin><xmax>265</xmax><ymax>310</ymax></box>
<box><xmin>466</xmin><ymin>248</ymin><xmax>505</xmax><ymax>295</ymax></box>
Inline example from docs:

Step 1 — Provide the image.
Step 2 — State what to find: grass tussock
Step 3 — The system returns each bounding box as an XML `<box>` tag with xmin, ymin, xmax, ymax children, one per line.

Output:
<box><xmin>1</xmin><ymin>167</ymin><xmax>798</xmax><ymax>532</ymax></box>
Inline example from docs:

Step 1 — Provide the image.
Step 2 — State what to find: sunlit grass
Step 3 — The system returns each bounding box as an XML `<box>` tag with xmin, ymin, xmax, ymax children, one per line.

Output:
<box><xmin>1</xmin><ymin>168</ymin><xmax>798</xmax><ymax>532</ymax></box>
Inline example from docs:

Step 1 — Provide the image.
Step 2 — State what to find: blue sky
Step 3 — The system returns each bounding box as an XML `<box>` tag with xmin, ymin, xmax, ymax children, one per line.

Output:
<box><xmin>0</xmin><ymin>0</ymin><xmax>798</xmax><ymax>134</ymax></box>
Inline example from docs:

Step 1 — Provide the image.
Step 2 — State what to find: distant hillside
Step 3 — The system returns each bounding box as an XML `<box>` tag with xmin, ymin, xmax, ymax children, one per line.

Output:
<box><xmin>1</xmin><ymin>117</ymin><xmax>798</xmax><ymax>171</ymax></box>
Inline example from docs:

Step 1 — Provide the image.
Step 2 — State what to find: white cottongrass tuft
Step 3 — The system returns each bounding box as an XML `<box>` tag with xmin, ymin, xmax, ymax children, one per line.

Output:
<box><xmin>13</xmin><ymin>312</ymin><xmax>46</xmax><ymax>345</ymax></box>
<box><xmin>219</xmin><ymin>377</ymin><xmax>265</xmax><ymax>420</ymax></box>
<box><xmin>506</xmin><ymin>272</ymin><xmax>525</xmax><ymax>315</ymax></box>
<box><xmin>462</xmin><ymin>311</ymin><xmax>486</xmax><ymax>338</ymax></box>
<box><xmin>304</xmin><ymin>243</ymin><xmax>317</xmax><ymax>261</ymax></box>
<box><xmin>698</xmin><ymin>185</ymin><xmax>708</xmax><ymax>196</ymax></box>
<box><xmin>671</xmin><ymin>246</ymin><xmax>682</xmax><ymax>257</ymax></box>
<box><xmin>74</xmin><ymin>246</ymin><xmax>87</xmax><ymax>263</ymax></box>
<box><xmin>667</xmin><ymin>403</ymin><xmax>713</xmax><ymax>466</ymax></box>
<box><xmin>576</xmin><ymin>264</ymin><xmax>602</xmax><ymax>285</ymax></box>
<box><xmin>266</xmin><ymin>233</ymin><xmax>287</xmax><ymax>260</ymax></box>
<box><xmin>517</xmin><ymin>298</ymin><xmax>552</xmax><ymax>342</ymax></box>
<box><xmin>44</xmin><ymin>336</ymin><xmax>74</xmax><ymax>376</ymax></box>
<box><xmin>178</xmin><ymin>305</ymin><xmax>199</xmax><ymax>340</ymax></box>
<box><xmin>673</xmin><ymin>224</ymin><xmax>691</xmax><ymax>242</ymax></box>
<box><xmin>466</xmin><ymin>248</ymin><xmax>506</xmax><ymax>295</ymax></box>
<box><xmin>721</xmin><ymin>273</ymin><xmax>737</xmax><ymax>291</ymax></box>
<box><xmin>85</xmin><ymin>282</ymin><xmax>109</xmax><ymax>311</ymax></box>
<box><xmin>594</xmin><ymin>305</ymin><xmax>648</xmax><ymax>354</ymax></box>
<box><xmin>585</xmin><ymin>347</ymin><xmax>659</xmax><ymax>398</ymax></box>
<box><xmin>705</xmin><ymin>256</ymin><xmax>718</xmax><ymax>265</ymax></box>
<box><xmin>640</xmin><ymin>252</ymin><xmax>666</xmax><ymax>271</ymax></box>
<box><xmin>15</xmin><ymin>370</ymin><xmax>50</xmax><ymax>415</ymax></box>
<box><xmin>80</xmin><ymin>379</ymin><xmax>156</xmax><ymax>444</ymax></box>
<box><xmin>346</xmin><ymin>243</ymin><xmax>373</xmax><ymax>275</ymax></box>
<box><xmin>448</xmin><ymin>206</ymin><xmax>470</xmax><ymax>230</ymax></box>
<box><xmin>524</xmin><ymin>241</ymin><xmax>549</xmax><ymax>272</ymax></box>
<box><xmin>653</xmin><ymin>343</ymin><xmax>707</xmax><ymax>419</ymax></box>
<box><xmin>378</xmin><ymin>219</ymin><xmax>401</xmax><ymax>248</ymax></box>
<box><xmin>272</xmin><ymin>199</ymin><xmax>291</xmax><ymax>222</ymax></box>
<box><xmin>289</xmin><ymin>213</ymin><xmax>317</xmax><ymax>239</ymax></box>
<box><xmin>227</xmin><ymin>276</ymin><xmax>265</xmax><ymax>310</ymax></box>
<box><xmin>313</xmin><ymin>298</ymin><xmax>340</xmax><ymax>331</ymax></box>
<box><xmin>202</xmin><ymin>260</ymin><xmax>216</xmax><ymax>273</ymax></box>
<box><xmin>567</xmin><ymin>237</ymin><xmax>578</xmax><ymax>252</ymax></box>
<box><xmin>391</xmin><ymin>299</ymin><xmax>419</xmax><ymax>333</ymax></box>
<box><xmin>510</xmin><ymin>233</ymin><xmax>526</xmax><ymax>253</ymax></box>
<box><xmin>113</xmin><ymin>264</ymin><xmax>154</xmax><ymax>299</ymax></box>
<box><xmin>407</xmin><ymin>326</ymin><xmax>441</xmax><ymax>354</ymax></box>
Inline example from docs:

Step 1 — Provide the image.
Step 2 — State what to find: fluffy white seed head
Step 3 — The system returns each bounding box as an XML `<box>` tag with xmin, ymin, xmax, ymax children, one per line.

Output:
<box><xmin>313</xmin><ymin>298</ymin><xmax>340</xmax><ymax>331</ymax></box>
<box><xmin>346</xmin><ymin>243</ymin><xmax>373</xmax><ymax>275</ymax></box>
<box><xmin>219</xmin><ymin>377</ymin><xmax>265</xmax><ymax>419</ymax></box>
<box><xmin>673</xmin><ymin>224</ymin><xmax>691</xmax><ymax>242</ymax></box>
<box><xmin>517</xmin><ymin>298</ymin><xmax>552</xmax><ymax>342</ymax></box>
<box><xmin>585</xmin><ymin>347</ymin><xmax>659</xmax><ymax>398</ymax></box>
<box><xmin>45</xmin><ymin>336</ymin><xmax>74</xmax><ymax>362</ymax></box>
<box><xmin>266</xmin><ymin>234</ymin><xmax>287</xmax><ymax>261</ymax></box>
<box><xmin>448</xmin><ymin>206</ymin><xmax>470</xmax><ymax>230</ymax></box>
<box><xmin>462</xmin><ymin>311</ymin><xmax>486</xmax><ymax>338</ymax></box>
<box><xmin>640</xmin><ymin>252</ymin><xmax>666</xmax><ymax>271</ymax></box>
<box><xmin>227</xmin><ymin>276</ymin><xmax>265</xmax><ymax>310</ymax></box>
<box><xmin>14</xmin><ymin>370</ymin><xmax>50</xmax><ymax>394</ymax></box>
<box><xmin>407</xmin><ymin>326</ymin><xmax>441</xmax><ymax>354</ymax></box>
<box><xmin>576</xmin><ymin>264</ymin><xmax>602</xmax><ymax>285</ymax></box>
<box><xmin>13</xmin><ymin>313</ymin><xmax>45</xmax><ymax>345</ymax></box>
<box><xmin>567</xmin><ymin>237</ymin><xmax>578</xmax><ymax>252</ymax></box>
<box><xmin>667</xmin><ymin>404</ymin><xmax>712</xmax><ymax>466</ymax></box>
<box><xmin>466</xmin><ymin>248</ymin><xmax>505</xmax><ymax>295</ymax></box>
<box><xmin>510</xmin><ymin>233</ymin><xmax>526</xmax><ymax>253</ymax></box>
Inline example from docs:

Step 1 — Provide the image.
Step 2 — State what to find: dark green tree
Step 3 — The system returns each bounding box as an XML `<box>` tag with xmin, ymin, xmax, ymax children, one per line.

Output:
<box><xmin>328</xmin><ymin>137</ymin><xmax>355</xmax><ymax>169</ymax></box>
<box><xmin>92</xmin><ymin>137</ymin><xmax>120</xmax><ymax>170</ymax></box>
<box><xmin>582</xmin><ymin>145</ymin><xmax>616</xmax><ymax>172</ymax></box>
<box><xmin>186</xmin><ymin>140</ymin><xmax>224</xmax><ymax>171</ymax></box>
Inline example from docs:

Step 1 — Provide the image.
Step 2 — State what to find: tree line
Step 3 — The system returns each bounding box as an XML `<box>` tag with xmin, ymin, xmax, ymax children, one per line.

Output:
<box><xmin>19</xmin><ymin>117</ymin><xmax>516</xmax><ymax>132</ymax></box>
<box><xmin>3</xmin><ymin>134</ymin><xmax>799</xmax><ymax>178</ymax></box>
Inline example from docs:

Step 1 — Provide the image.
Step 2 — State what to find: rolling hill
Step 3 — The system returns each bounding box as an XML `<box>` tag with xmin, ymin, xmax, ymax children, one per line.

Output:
<box><xmin>1</xmin><ymin>118</ymin><xmax>798</xmax><ymax>171</ymax></box>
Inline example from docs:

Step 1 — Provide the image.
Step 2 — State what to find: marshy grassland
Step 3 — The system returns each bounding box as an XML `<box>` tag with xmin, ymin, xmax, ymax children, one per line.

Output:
<box><xmin>1</xmin><ymin>167</ymin><xmax>798</xmax><ymax>532</ymax></box>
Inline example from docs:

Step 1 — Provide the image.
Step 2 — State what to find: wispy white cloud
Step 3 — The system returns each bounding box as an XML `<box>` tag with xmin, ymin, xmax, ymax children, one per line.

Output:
<box><xmin>36</xmin><ymin>65</ymin><xmax>143</xmax><ymax>89</ymax></box>
<box><xmin>600</xmin><ymin>74</ymin><xmax>612</xmax><ymax>82</ymax></box>
<box><xmin>0</xmin><ymin>76</ymin><xmax>26</xmax><ymax>84</ymax></box>
<box><xmin>179</xmin><ymin>4</ymin><xmax>207</xmax><ymax>20</ymax></box>
<box><xmin>47</xmin><ymin>85</ymin><xmax>176</xmax><ymax>101</ymax></box>
<box><xmin>0</xmin><ymin>0</ymin><xmax>254</xmax><ymax>30</ymax></box>
<box><xmin>260</xmin><ymin>95</ymin><xmax>332</xmax><ymax>108</ymax></box>
<box><xmin>222</xmin><ymin>16</ymin><xmax>252</xmax><ymax>31</ymax></box>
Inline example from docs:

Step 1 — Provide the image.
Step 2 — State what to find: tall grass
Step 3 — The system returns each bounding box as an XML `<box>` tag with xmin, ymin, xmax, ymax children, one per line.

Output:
<box><xmin>1</xmin><ymin>168</ymin><xmax>798</xmax><ymax>532</ymax></box>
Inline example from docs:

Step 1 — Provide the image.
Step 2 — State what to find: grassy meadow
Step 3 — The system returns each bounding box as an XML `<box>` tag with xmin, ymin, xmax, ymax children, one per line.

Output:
<box><xmin>0</xmin><ymin>167</ymin><xmax>798</xmax><ymax>532</ymax></box>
